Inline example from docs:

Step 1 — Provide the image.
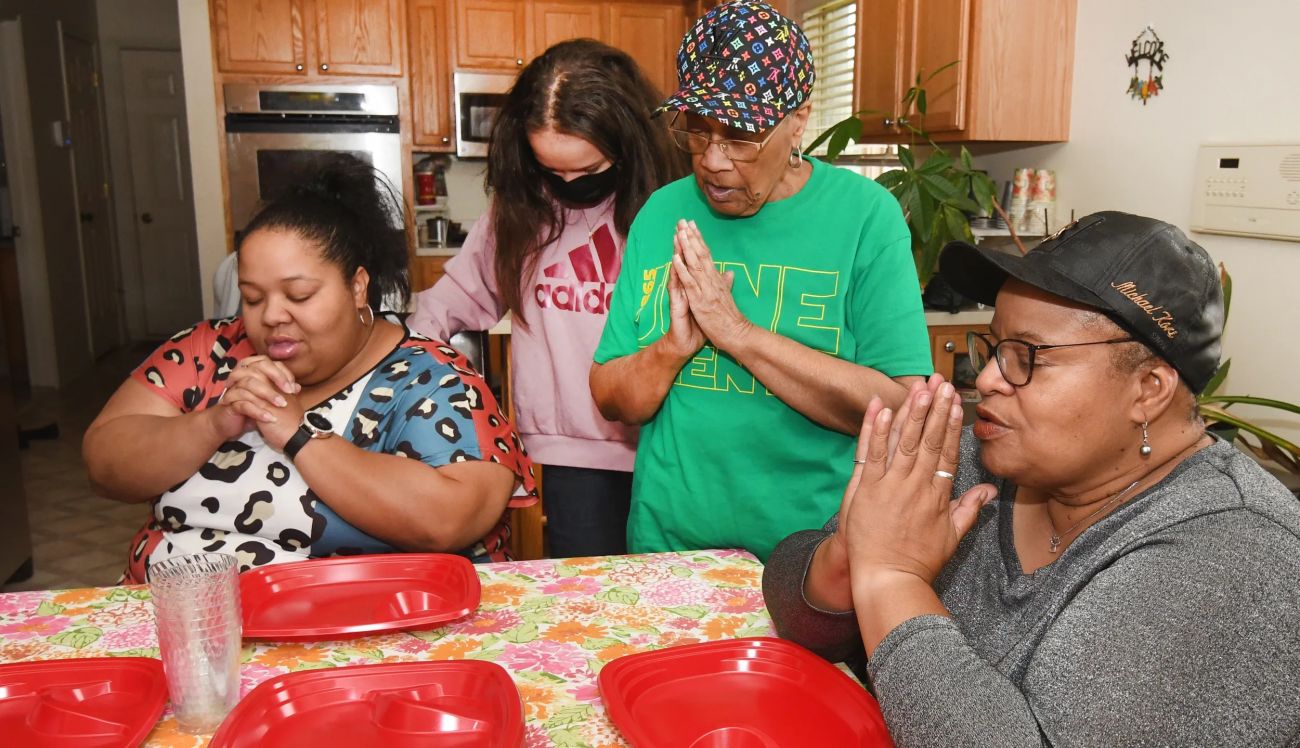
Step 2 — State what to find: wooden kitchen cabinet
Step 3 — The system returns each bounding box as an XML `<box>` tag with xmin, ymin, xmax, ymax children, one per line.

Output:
<box><xmin>315</xmin><ymin>0</ymin><xmax>406</xmax><ymax>75</ymax></box>
<box><xmin>455</xmin><ymin>0</ymin><xmax>530</xmax><ymax>69</ymax></box>
<box><xmin>212</xmin><ymin>0</ymin><xmax>308</xmax><ymax>75</ymax></box>
<box><xmin>929</xmin><ymin>323</ymin><xmax>988</xmax><ymax>389</ymax></box>
<box><xmin>606</xmin><ymin>3</ymin><xmax>686</xmax><ymax>96</ymax></box>
<box><xmin>410</xmin><ymin>0</ymin><xmax>455</xmax><ymax>149</ymax></box>
<box><xmin>410</xmin><ymin>255</ymin><xmax>450</xmax><ymax>293</ymax></box>
<box><xmin>855</xmin><ymin>0</ymin><xmax>1075</xmax><ymax>142</ymax></box>
<box><xmin>212</xmin><ymin>0</ymin><xmax>405</xmax><ymax>77</ymax></box>
<box><xmin>533</xmin><ymin>2</ymin><xmax>606</xmax><ymax>51</ymax></box>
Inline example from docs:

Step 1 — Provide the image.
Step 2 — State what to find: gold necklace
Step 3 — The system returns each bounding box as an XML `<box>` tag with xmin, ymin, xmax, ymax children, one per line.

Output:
<box><xmin>572</xmin><ymin>200</ymin><xmax>610</xmax><ymax>241</ymax></box>
<box><xmin>1048</xmin><ymin>479</ymin><xmax>1141</xmax><ymax>554</ymax></box>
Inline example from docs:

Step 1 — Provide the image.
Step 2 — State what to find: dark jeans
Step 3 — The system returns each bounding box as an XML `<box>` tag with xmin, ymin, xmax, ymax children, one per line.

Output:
<box><xmin>542</xmin><ymin>465</ymin><xmax>633</xmax><ymax>558</ymax></box>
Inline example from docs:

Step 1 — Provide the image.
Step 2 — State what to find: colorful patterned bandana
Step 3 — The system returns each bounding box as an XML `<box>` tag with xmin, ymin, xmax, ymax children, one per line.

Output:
<box><xmin>657</xmin><ymin>1</ymin><xmax>816</xmax><ymax>133</ymax></box>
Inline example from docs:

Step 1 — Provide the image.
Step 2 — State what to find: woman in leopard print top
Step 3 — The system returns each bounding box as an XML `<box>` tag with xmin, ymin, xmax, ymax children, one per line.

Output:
<box><xmin>84</xmin><ymin>155</ymin><xmax>535</xmax><ymax>582</ymax></box>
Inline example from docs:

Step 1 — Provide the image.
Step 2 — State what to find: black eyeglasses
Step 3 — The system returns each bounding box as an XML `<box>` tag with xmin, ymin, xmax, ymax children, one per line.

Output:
<box><xmin>967</xmin><ymin>331</ymin><xmax>1136</xmax><ymax>387</ymax></box>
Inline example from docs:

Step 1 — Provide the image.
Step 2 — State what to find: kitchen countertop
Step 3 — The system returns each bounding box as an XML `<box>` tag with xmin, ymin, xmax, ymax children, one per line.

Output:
<box><xmin>414</xmin><ymin>244</ymin><xmax>462</xmax><ymax>257</ymax></box>
<box><xmin>923</xmin><ymin>306</ymin><xmax>994</xmax><ymax>326</ymax></box>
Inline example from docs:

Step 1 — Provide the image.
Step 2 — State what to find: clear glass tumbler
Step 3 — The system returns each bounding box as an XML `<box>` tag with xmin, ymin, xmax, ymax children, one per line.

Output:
<box><xmin>148</xmin><ymin>552</ymin><xmax>242</xmax><ymax>734</ymax></box>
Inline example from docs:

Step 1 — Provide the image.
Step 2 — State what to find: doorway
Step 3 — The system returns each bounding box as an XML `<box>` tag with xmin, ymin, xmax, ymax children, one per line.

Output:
<box><xmin>120</xmin><ymin>49</ymin><xmax>200</xmax><ymax>336</ymax></box>
<box><xmin>62</xmin><ymin>30</ymin><xmax>124</xmax><ymax>358</ymax></box>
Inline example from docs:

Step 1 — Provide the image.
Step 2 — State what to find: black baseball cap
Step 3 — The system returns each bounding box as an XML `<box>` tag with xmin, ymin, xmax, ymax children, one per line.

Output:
<box><xmin>938</xmin><ymin>211</ymin><xmax>1224</xmax><ymax>393</ymax></box>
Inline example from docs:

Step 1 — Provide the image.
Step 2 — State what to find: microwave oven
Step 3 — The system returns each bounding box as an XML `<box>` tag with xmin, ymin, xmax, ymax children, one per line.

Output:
<box><xmin>453</xmin><ymin>71</ymin><xmax>516</xmax><ymax>158</ymax></box>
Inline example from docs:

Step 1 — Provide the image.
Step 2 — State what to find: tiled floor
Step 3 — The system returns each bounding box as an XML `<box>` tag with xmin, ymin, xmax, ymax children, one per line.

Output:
<box><xmin>3</xmin><ymin>344</ymin><xmax>160</xmax><ymax>593</ymax></box>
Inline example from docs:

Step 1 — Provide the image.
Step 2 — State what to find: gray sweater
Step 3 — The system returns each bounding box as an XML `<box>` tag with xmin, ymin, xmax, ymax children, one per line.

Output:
<box><xmin>762</xmin><ymin>434</ymin><xmax>1300</xmax><ymax>747</ymax></box>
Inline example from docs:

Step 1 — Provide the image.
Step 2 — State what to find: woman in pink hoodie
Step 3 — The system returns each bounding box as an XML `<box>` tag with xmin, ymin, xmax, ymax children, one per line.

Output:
<box><xmin>409</xmin><ymin>40</ymin><xmax>686</xmax><ymax>557</ymax></box>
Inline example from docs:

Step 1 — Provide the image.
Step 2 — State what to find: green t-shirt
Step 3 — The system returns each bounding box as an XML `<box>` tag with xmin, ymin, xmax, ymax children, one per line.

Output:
<box><xmin>593</xmin><ymin>158</ymin><xmax>933</xmax><ymax>561</ymax></box>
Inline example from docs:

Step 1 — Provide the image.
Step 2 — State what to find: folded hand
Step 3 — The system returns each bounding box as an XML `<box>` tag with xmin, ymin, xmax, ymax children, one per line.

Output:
<box><xmin>217</xmin><ymin>356</ymin><xmax>303</xmax><ymax>449</ymax></box>
<box><xmin>671</xmin><ymin>220</ymin><xmax>753</xmax><ymax>353</ymax></box>
<box><xmin>842</xmin><ymin>377</ymin><xmax>997</xmax><ymax>589</ymax></box>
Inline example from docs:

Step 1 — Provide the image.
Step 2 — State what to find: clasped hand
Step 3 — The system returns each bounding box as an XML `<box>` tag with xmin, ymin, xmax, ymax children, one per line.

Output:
<box><xmin>665</xmin><ymin>219</ymin><xmax>753</xmax><ymax>357</ymax></box>
<box><xmin>212</xmin><ymin>356</ymin><xmax>304</xmax><ymax>450</ymax></box>
<box><xmin>830</xmin><ymin>376</ymin><xmax>998</xmax><ymax>593</ymax></box>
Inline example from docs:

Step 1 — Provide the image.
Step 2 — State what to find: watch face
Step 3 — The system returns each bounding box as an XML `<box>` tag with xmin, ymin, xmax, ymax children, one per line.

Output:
<box><xmin>304</xmin><ymin>411</ymin><xmax>333</xmax><ymax>434</ymax></box>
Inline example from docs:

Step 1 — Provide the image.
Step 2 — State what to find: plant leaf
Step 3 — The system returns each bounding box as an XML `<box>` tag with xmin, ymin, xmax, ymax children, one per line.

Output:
<box><xmin>917</xmin><ymin>88</ymin><xmax>927</xmax><ymax>115</ymax></box>
<box><xmin>919</xmin><ymin>173</ymin><xmax>961</xmax><ymax>199</ymax></box>
<box><xmin>943</xmin><ymin>204</ymin><xmax>972</xmax><ymax>242</ymax></box>
<box><xmin>961</xmin><ymin>146</ymin><xmax>974</xmax><ymax>170</ymax></box>
<box><xmin>971</xmin><ymin>175</ymin><xmax>995</xmax><ymax>214</ymax></box>
<box><xmin>1200</xmin><ymin>359</ymin><xmax>1231</xmax><ymax>397</ymax></box>
<box><xmin>898</xmin><ymin>146</ymin><xmax>915</xmax><ymax>169</ymax></box>
<box><xmin>1258</xmin><ymin>438</ymin><xmax>1300</xmax><ymax>473</ymax></box>
<box><xmin>1219</xmin><ymin>263</ymin><xmax>1233</xmax><ymax>326</ymax></box>
<box><xmin>1198</xmin><ymin>407</ymin><xmax>1300</xmax><ymax>456</ymax></box>
<box><xmin>806</xmin><ymin>116</ymin><xmax>860</xmax><ymax>156</ymax></box>
<box><xmin>875</xmin><ymin>169</ymin><xmax>906</xmax><ymax>191</ymax></box>
<box><xmin>922</xmin><ymin>59</ymin><xmax>961</xmax><ymax>83</ymax></box>
<box><xmin>917</xmin><ymin>149</ymin><xmax>953</xmax><ymax>175</ymax></box>
<box><xmin>1199</xmin><ymin>394</ymin><xmax>1300</xmax><ymax>417</ymax></box>
<box><xmin>827</xmin><ymin>121</ymin><xmax>856</xmax><ymax>161</ymax></box>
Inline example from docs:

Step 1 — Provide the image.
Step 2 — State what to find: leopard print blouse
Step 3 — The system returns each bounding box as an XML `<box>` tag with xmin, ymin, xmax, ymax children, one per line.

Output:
<box><xmin>120</xmin><ymin>317</ymin><xmax>535</xmax><ymax>583</ymax></box>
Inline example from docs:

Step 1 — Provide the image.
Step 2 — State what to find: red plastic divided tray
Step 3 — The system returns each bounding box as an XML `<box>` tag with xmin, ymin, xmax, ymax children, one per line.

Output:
<box><xmin>240</xmin><ymin>553</ymin><xmax>480</xmax><ymax>641</ymax></box>
<box><xmin>0</xmin><ymin>657</ymin><xmax>167</xmax><ymax>748</ymax></box>
<box><xmin>599</xmin><ymin>637</ymin><xmax>895</xmax><ymax>748</ymax></box>
<box><xmin>209</xmin><ymin>660</ymin><xmax>524</xmax><ymax>748</ymax></box>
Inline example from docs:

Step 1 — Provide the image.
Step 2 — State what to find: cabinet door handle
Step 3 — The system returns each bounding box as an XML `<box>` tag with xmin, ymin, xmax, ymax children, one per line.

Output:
<box><xmin>515</xmin><ymin>58</ymin><xmax>523</xmax><ymax>66</ymax></box>
<box><xmin>320</xmin><ymin>63</ymin><xmax>329</xmax><ymax>71</ymax></box>
<box><xmin>884</xmin><ymin>117</ymin><xmax>909</xmax><ymax>128</ymax></box>
<box><xmin>295</xmin><ymin>63</ymin><xmax>303</xmax><ymax>71</ymax></box>
<box><xmin>441</xmin><ymin>136</ymin><xmax>450</xmax><ymax>144</ymax></box>
<box><xmin>944</xmin><ymin>341</ymin><xmax>956</xmax><ymax>353</ymax></box>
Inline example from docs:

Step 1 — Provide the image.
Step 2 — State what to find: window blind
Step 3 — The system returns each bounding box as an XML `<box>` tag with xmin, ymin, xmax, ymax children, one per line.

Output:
<box><xmin>803</xmin><ymin>0</ymin><xmax>896</xmax><ymax>171</ymax></box>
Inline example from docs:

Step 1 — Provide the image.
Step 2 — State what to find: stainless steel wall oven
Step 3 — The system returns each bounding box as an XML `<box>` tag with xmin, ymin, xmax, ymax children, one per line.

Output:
<box><xmin>224</xmin><ymin>84</ymin><xmax>403</xmax><ymax>235</ymax></box>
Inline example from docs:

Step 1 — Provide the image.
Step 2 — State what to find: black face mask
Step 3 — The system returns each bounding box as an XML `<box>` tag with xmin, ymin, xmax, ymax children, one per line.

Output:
<box><xmin>541</xmin><ymin>164</ymin><xmax>618</xmax><ymax>206</ymax></box>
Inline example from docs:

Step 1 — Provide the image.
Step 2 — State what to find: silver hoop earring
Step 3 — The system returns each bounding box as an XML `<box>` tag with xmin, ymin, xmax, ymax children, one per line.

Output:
<box><xmin>789</xmin><ymin>148</ymin><xmax>802</xmax><ymax>169</ymax></box>
<box><xmin>1139</xmin><ymin>420</ymin><xmax>1152</xmax><ymax>457</ymax></box>
<box><xmin>358</xmin><ymin>304</ymin><xmax>375</xmax><ymax>327</ymax></box>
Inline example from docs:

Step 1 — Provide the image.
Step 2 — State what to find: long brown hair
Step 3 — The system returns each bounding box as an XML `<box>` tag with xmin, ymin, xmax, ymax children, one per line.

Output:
<box><xmin>486</xmin><ymin>39</ymin><xmax>687</xmax><ymax>326</ymax></box>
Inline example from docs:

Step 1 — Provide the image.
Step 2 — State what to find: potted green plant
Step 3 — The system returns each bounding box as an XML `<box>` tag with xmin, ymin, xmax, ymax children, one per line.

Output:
<box><xmin>806</xmin><ymin>63</ymin><xmax>1020</xmax><ymax>286</ymax></box>
<box><xmin>1198</xmin><ymin>267</ymin><xmax>1300</xmax><ymax>477</ymax></box>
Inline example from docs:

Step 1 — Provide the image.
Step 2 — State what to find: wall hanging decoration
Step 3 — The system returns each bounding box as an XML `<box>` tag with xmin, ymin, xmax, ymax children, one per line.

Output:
<box><xmin>1126</xmin><ymin>26</ymin><xmax>1169</xmax><ymax>104</ymax></box>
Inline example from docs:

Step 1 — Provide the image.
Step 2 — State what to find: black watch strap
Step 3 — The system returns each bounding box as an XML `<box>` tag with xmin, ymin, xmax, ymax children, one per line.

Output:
<box><xmin>283</xmin><ymin>425</ymin><xmax>313</xmax><ymax>461</ymax></box>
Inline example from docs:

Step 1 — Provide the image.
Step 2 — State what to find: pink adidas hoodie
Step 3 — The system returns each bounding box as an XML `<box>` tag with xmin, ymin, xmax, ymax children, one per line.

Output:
<box><xmin>408</xmin><ymin>197</ymin><xmax>637</xmax><ymax>472</ymax></box>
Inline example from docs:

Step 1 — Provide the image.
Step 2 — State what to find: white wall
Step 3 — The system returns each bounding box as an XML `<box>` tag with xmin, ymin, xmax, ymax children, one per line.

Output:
<box><xmin>974</xmin><ymin>0</ymin><xmax>1300</xmax><ymax>445</ymax></box>
<box><xmin>176</xmin><ymin>0</ymin><xmax>224</xmax><ymax>319</ymax></box>
<box><xmin>96</xmin><ymin>0</ymin><xmax>181</xmax><ymax>338</ymax></box>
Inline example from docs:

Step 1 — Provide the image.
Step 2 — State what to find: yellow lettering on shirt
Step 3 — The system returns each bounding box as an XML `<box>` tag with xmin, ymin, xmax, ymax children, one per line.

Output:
<box><xmin>632</xmin><ymin>261</ymin><xmax>844</xmax><ymax>396</ymax></box>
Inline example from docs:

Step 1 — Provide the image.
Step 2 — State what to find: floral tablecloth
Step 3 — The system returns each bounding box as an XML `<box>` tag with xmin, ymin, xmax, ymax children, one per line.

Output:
<box><xmin>0</xmin><ymin>550</ymin><xmax>774</xmax><ymax>747</ymax></box>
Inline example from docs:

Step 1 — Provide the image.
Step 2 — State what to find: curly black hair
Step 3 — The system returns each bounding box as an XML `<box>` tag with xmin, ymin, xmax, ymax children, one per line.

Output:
<box><xmin>238</xmin><ymin>153</ymin><xmax>409</xmax><ymax>312</ymax></box>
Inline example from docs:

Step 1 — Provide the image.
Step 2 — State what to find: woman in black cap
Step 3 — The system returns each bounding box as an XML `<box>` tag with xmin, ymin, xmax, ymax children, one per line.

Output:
<box><xmin>763</xmin><ymin>211</ymin><xmax>1300</xmax><ymax>745</ymax></box>
<box><xmin>590</xmin><ymin>1</ymin><xmax>932</xmax><ymax>562</ymax></box>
